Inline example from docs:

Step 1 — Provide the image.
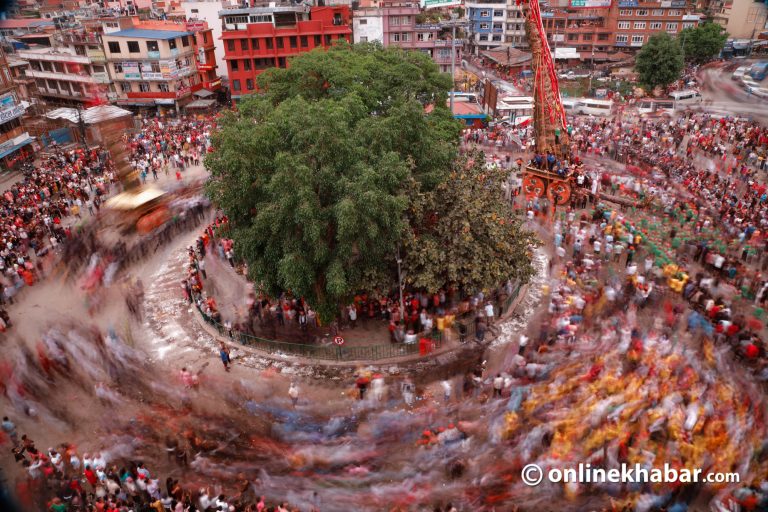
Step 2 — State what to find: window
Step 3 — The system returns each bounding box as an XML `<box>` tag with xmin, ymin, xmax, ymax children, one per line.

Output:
<box><xmin>417</xmin><ymin>32</ymin><xmax>433</xmax><ymax>41</ymax></box>
<box><xmin>338</xmin><ymin>34</ymin><xmax>345</xmax><ymax>40</ymax></box>
<box><xmin>666</xmin><ymin>22</ymin><xmax>678</xmax><ymax>32</ymax></box>
<box><xmin>251</xmin><ymin>38</ymin><xmax>259</xmax><ymax>50</ymax></box>
<box><xmin>139</xmin><ymin>82</ymin><xmax>150</xmax><ymax>92</ymax></box>
<box><xmin>493</xmin><ymin>23</ymin><xmax>502</xmax><ymax>30</ymax></box>
<box><xmin>324</xmin><ymin>34</ymin><xmax>332</xmax><ymax>45</ymax></box>
<box><xmin>300</xmin><ymin>35</ymin><xmax>308</xmax><ymax>47</ymax></box>
<box><xmin>243</xmin><ymin>58</ymin><xmax>251</xmax><ymax>71</ymax></box>
<box><xmin>391</xmin><ymin>33</ymin><xmax>401</xmax><ymax>42</ymax></box>
<box><xmin>650</xmin><ymin>22</ymin><xmax>662</xmax><ymax>30</ymax></box>
<box><xmin>120</xmin><ymin>82</ymin><xmax>131</xmax><ymax>92</ymax></box>
<box><xmin>389</xmin><ymin>15</ymin><xmax>400</xmax><ymax>25</ymax></box>
<box><xmin>492</xmin><ymin>35</ymin><xmax>502</xmax><ymax>41</ymax></box>
<box><xmin>241</xmin><ymin>39</ymin><xmax>248</xmax><ymax>51</ymax></box>
<box><xmin>568</xmin><ymin>34</ymin><xmax>578</xmax><ymax>41</ymax></box>
<box><xmin>203</xmin><ymin>33</ymin><xmax>208</xmax><ymax>44</ymax></box>
<box><xmin>479</xmin><ymin>35</ymin><xmax>488</xmax><ymax>41</ymax></box>
<box><xmin>636</xmin><ymin>10</ymin><xmax>648</xmax><ymax>16</ymax></box>
<box><xmin>192</xmin><ymin>9</ymin><xmax>198</xmax><ymax>14</ymax></box>
<box><xmin>652</xmin><ymin>9</ymin><xmax>663</xmax><ymax>16</ymax></box>
<box><xmin>289</xmin><ymin>36</ymin><xmax>297</xmax><ymax>48</ymax></box>
<box><xmin>278</xmin><ymin>57</ymin><xmax>286</xmax><ymax>68</ymax></box>
<box><xmin>616</xmin><ymin>34</ymin><xmax>628</xmax><ymax>43</ymax></box>
<box><xmin>255</xmin><ymin>58</ymin><xmax>271</xmax><ymax>69</ymax></box>
<box><xmin>682</xmin><ymin>22</ymin><xmax>694</xmax><ymax>29</ymax></box>
<box><xmin>634</xmin><ymin>22</ymin><xmax>646</xmax><ymax>29</ymax></box>
<box><xmin>669</xmin><ymin>10</ymin><xmax>681</xmax><ymax>16</ymax></box>
<box><xmin>127</xmin><ymin>41</ymin><xmax>140</xmax><ymax>53</ymax></box>
<box><xmin>401</xmin><ymin>16</ymin><xmax>410</xmax><ymax>25</ymax></box>
<box><xmin>480</xmin><ymin>23</ymin><xmax>489</xmax><ymax>30</ymax></box>
<box><xmin>169</xmin><ymin>39</ymin><xmax>177</xmax><ymax>50</ymax></box>
<box><xmin>146</xmin><ymin>40</ymin><xmax>159</xmax><ymax>52</ymax></box>
<box><xmin>493</xmin><ymin>10</ymin><xmax>503</xmax><ymax>16</ymax></box>
<box><xmin>151</xmin><ymin>61</ymin><xmax>160</xmax><ymax>73</ymax></box>
<box><xmin>314</xmin><ymin>35</ymin><xmax>321</xmax><ymax>46</ymax></box>
<box><xmin>114</xmin><ymin>62</ymin><xmax>123</xmax><ymax>73</ymax></box>
<box><xmin>181</xmin><ymin>35</ymin><xmax>189</xmax><ymax>47</ymax></box>
<box><xmin>227</xmin><ymin>40</ymin><xmax>235</xmax><ymax>51</ymax></box>
<box><xmin>242</xmin><ymin>79</ymin><xmax>251</xmax><ymax>91</ymax></box>
<box><xmin>598</xmin><ymin>33</ymin><xmax>609</xmax><ymax>40</ymax></box>
<box><xmin>618</xmin><ymin>21</ymin><xmax>630</xmax><ymax>29</ymax></box>
<box><xmin>158</xmin><ymin>83</ymin><xmax>169</xmax><ymax>92</ymax></box>
<box><xmin>619</xmin><ymin>9</ymin><xmax>632</xmax><ymax>15</ymax></box>
<box><xmin>230</xmin><ymin>60</ymin><xmax>239</xmax><ymax>71</ymax></box>
<box><xmin>359</xmin><ymin>18</ymin><xmax>367</xmax><ymax>25</ymax></box>
<box><xmin>266</xmin><ymin>38</ymin><xmax>273</xmax><ymax>49</ymax></box>
<box><xmin>583</xmin><ymin>33</ymin><xmax>592</xmax><ymax>40</ymax></box>
<box><xmin>108</xmin><ymin>41</ymin><xmax>121</xmax><ymax>53</ymax></box>
<box><xmin>276</xmin><ymin>37</ymin><xmax>284</xmax><ymax>49</ymax></box>
<box><xmin>359</xmin><ymin>36</ymin><xmax>368</xmax><ymax>42</ymax></box>
<box><xmin>232</xmin><ymin>79</ymin><xmax>240</xmax><ymax>91</ymax></box>
<box><xmin>479</xmin><ymin>10</ymin><xmax>490</xmax><ymax>17</ymax></box>
<box><xmin>631</xmin><ymin>35</ymin><xmax>644</xmax><ymax>44</ymax></box>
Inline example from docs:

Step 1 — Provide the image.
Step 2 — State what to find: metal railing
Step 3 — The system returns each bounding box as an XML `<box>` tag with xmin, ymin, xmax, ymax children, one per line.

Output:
<box><xmin>197</xmin><ymin>304</ymin><xmax>444</xmax><ymax>362</ymax></box>
<box><xmin>453</xmin><ymin>281</ymin><xmax>523</xmax><ymax>338</ymax></box>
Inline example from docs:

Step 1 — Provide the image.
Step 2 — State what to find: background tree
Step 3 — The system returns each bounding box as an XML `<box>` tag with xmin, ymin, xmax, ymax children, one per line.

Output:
<box><xmin>206</xmin><ymin>44</ymin><xmax>461</xmax><ymax>322</ymax></box>
<box><xmin>403</xmin><ymin>150</ymin><xmax>537</xmax><ymax>295</ymax></box>
<box><xmin>635</xmin><ymin>32</ymin><xmax>684</xmax><ymax>90</ymax></box>
<box><xmin>680</xmin><ymin>22</ymin><xmax>728</xmax><ymax>63</ymax></box>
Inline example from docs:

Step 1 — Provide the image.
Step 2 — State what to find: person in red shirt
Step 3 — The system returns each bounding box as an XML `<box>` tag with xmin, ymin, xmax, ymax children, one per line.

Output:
<box><xmin>84</xmin><ymin>465</ymin><xmax>98</xmax><ymax>488</ymax></box>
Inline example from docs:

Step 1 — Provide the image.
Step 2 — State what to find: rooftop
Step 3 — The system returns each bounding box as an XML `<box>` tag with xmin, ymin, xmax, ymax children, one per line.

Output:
<box><xmin>45</xmin><ymin>104</ymin><xmax>133</xmax><ymax>125</ymax></box>
<box><xmin>106</xmin><ymin>28</ymin><xmax>194</xmax><ymax>40</ymax></box>
<box><xmin>0</xmin><ymin>19</ymin><xmax>54</xmax><ymax>29</ymax></box>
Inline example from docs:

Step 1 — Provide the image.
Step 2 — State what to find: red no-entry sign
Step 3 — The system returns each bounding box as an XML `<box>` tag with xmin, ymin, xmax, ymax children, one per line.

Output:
<box><xmin>333</xmin><ymin>336</ymin><xmax>345</xmax><ymax>346</ymax></box>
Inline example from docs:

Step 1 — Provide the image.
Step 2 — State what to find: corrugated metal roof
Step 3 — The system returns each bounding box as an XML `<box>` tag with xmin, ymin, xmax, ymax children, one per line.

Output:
<box><xmin>107</xmin><ymin>28</ymin><xmax>194</xmax><ymax>40</ymax></box>
<box><xmin>45</xmin><ymin>105</ymin><xmax>132</xmax><ymax>125</ymax></box>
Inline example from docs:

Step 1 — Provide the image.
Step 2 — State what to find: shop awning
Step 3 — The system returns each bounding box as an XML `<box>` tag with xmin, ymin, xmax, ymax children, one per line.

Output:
<box><xmin>193</xmin><ymin>89</ymin><xmax>215</xmax><ymax>98</ymax></box>
<box><xmin>185</xmin><ymin>99</ymin><xmax>217</xmax><ymax>109</ymax></box>
<box><xmin>0</xmin><ymin>133</ymin><xmax>34</xmax><ymax>160</ymax></box>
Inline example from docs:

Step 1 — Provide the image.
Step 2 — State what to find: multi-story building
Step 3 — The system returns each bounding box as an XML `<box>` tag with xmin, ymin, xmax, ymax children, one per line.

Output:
<box><xmin>711</xmin><ymin>0</ymin><xmax>768</xmax><ymax>39</ymax></box>
<box><xmin>352</xmin><ymin>0</ymin><xmax>462</xmax><ymax>73</ymax></box>
<box><xmin>219</xmin><ymin>4</ymin><xmax>352</xmax><ymax>99</ymax></box>
<box><xmin>0</xmin><ymin>47</ymin><xmax>33</xmax><ymax>172</ymax></box>
<box><xmin>540</xmin><ymin>0</ymin><xmax>701</xmax><ymax>61</ymax></box>
<box><xmin>466</xmin><ymin>0</ymin><xmax>508</xmax><ymax>54</ymax></box>
<box><xmin>180</xmin><ymin>0</ymin><xmax>240</xmax><ymax>78</ymax></box>
<box><xmin>16</xmin><ymin>44</ymin><xmax>112</xmax><ymax>106</ymax></box>
<box><xmin>102</xmin><ymin>19</ymin><xmax>220</xmax><ymax>113</ymax></box>
<box><xmin>6</xmin><ymin>56</ymin><xmax>38</xmax><ymax>105</ymax></box>
<box><xmin>506</xmin><ymin>1</ymin><xmax>527</xmax><ymax>47</ymax></box>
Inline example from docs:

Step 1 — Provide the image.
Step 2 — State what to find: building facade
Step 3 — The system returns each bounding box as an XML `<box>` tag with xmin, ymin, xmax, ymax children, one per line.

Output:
<box><xmin>352</xmin><ymin>1</ymin><xmax>462</xmax><ymax>73</ymax></box>
<box><xmin>102</xmin><ymin>21</ymin><xmax>219</xmax><ymax>112</ymax></box>
<box><xmin>466</xmin><ymin>0</ymin><xmax>508</xmax><ymax>54</ymax></box>
<box><xmin>219</xmin><ymin>4</ymin><xmax>352</xmax><ymax>99</ymax></box>
<box><xmin>16</xmin><ymin>45</ymin><xmax>112</xmax><ymax>106</ymax></box>
<box><xmin>711</xmin><ymin>0</ymin><xmax>768</xmax><ymax>39</ymax></box>
<box><xmin>540</xmin><ymin>0</ymin><xmax>701</xmax><ymax>61</ymax></box>
<box><xmin>181</xmin><ymin>0</ymin><xmax>240</xmax><ymax>78</ymax></box>
<box><xmin>0</xmin><ymin>48</ymin><xmax>33</xmax><ymax>171</ymax></box>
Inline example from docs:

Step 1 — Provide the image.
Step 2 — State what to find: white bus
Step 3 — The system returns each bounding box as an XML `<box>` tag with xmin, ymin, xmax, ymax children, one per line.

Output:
<box><xmin>576</xmin><ymin>98</ymin><xmax>613</xmax><ymax>116</ymax></box>
<box><xmin>496</xmin><ymin>95</ymin><xmax>534</xmax><ymax>125</ymax></box>
<box><xmin>637</xmin><ymin>99</ymin><xmax>675</xmax><ymax>116</ymax></box>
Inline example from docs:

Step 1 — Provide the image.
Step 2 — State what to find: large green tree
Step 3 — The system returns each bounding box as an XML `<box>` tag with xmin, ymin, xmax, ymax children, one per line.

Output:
<box><xmin>680</xmin><ymin>22</ymin><xmax>728</xmax><ymax>63</ymax></box>
<box><xmin>403</xmin><ymin>150</ymin><xmax>536</xmax><ymax>294</ymax></box>
<box><xmin>206</xmin><ymin>44</ymin><xmax>462</xmax><ymax>322</ymax></box>
<box><xmin>635</xmin><ymin>32</ymin><xmax>684</xmax><ymax>90</ymax></box>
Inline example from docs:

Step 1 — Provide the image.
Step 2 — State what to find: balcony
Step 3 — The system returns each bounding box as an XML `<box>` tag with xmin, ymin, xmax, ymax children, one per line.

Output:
<box><xmin>25</xmin><ymin>69</ymin><xmax>97</xmax><ymax>84</ymax></box>
<box><xmin>86</xmin><ymin>48</ymin><xmax>106</xmax><ymax>61</ymax></box>
<box><xmin>17</xmin><ymin>50</ymin><xmax>91</xmax><ymax>65</ymax></box>
<box><xmin>91</xmin><ymin>71</ymin><xmax>110</xmax><ymax>84</ymax></box>
<box><xmin>56</xmin><ymin>32</ymin><xmax>101</xmax><ymax>45</ymax></box>
<box><xmin>127</xmin><ymin>91</ymin><xmax>176</xmax><ymax>100</ymax></box>
<box><xmin>148</xmin><ymin>50</ymin><xmax>161</xmax><ymax>59</ymax></box>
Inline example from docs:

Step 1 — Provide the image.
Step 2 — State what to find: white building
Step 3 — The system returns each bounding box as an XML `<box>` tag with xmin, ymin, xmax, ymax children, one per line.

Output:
<box><xmin>181</xmin><ymin>0</ymin><xmax>239</xmax><ymax>77</ymax></box>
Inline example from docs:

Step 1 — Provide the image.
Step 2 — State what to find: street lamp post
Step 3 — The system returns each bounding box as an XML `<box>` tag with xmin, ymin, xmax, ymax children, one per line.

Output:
<box><xmin>396</xmin><ymin>246</ymin><xmax>405</xmax><ymax>325</ymax></box>
<box><xmin>77</xmin><ymin>105</ymin><xmax>88</xmax><ymax>150</ymax></box>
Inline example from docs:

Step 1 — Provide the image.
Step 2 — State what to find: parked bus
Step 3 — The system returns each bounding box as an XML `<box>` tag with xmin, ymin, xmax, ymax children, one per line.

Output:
<box><xmin>576</xmin><ymin>99</ymin><xmax>613</xmax><ymax>116</ymax></box>
<box><xmin>449</xmin><ymin>91</ymin><xmax>479</xmax><ymax>103</ymax></box>
<box><xmin>496</xmin><ymin>96</ymin><xmax>534</xmax><ymax>126</ymax></box>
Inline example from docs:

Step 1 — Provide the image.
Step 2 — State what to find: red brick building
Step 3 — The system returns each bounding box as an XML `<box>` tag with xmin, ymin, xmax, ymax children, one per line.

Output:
<box><xmin>219</xmin><ymin>4</ymin><xmax>352</xmax><ymax>99</ymax></box>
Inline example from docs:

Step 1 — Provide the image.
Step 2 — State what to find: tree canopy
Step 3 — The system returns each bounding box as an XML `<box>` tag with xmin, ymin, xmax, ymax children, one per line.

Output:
<box><xmin>680</xmin><ymin>22</ymin><xmax>728</xmax><ymax>63</ymax></box>
<box><xmin>404</xmin><ymin>150</ymin><xmax>536</xmax><ymax>295</ymax></box>
<box><xmin>635</xmin><ymin>32</ymin><xmax>684</xmax><ymax>90</ymax></box>
<box><xmin>206</xmin><ymin>43</ymin><xmax>534</xmax><ymax>323</ymax></box>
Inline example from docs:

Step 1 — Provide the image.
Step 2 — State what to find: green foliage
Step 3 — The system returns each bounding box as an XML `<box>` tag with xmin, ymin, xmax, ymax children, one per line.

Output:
<box><xmin>206</xmin><ymin>44</ymin><xmax>462</xmax><ymax>322</ymax></box>
<box><xmin>635</xmin><ymin>32</ymin><xmax>684</xmax><ymax>90</ymax></box>
<box><xmin>403</xmin><ymin>150</ymin><xmax>537</xmax><ymax>295</ymax></box>
<box><xmin>680</xmin><ymin>22</ymin><xmax>729</xmax><ymax>63</ymax></box>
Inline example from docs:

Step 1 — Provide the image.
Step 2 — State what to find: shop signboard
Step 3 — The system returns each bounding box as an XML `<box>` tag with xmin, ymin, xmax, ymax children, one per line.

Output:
<box><xmin>570</xmin><ymin>0</ymin><xmax>612</xmax><ymax>7</ymax></box>
<box><xmin>123</xmin><ymin>61</ymin><xmax>141</xmax><ymax>80</ymax></box>
<box><xmin>421</xmin><ymin>0</ymin><xmax>461</xmax><ymax>8</ymax></box>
